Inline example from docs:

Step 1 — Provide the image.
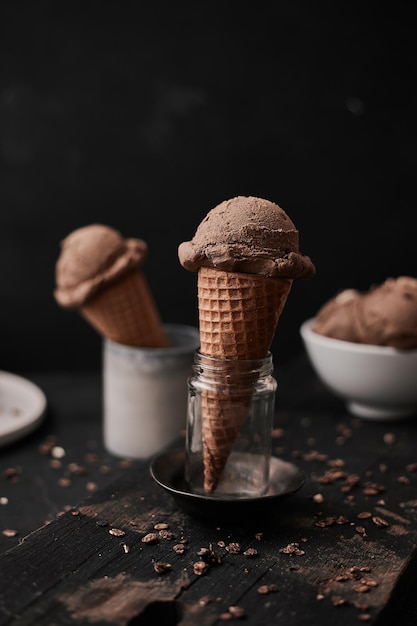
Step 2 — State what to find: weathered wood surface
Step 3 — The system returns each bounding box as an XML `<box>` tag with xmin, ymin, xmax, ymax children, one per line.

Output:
<box><xmin>1</xmin><ymin>359</ymin><xmax>417</xmax><ymax>625</ymax></box>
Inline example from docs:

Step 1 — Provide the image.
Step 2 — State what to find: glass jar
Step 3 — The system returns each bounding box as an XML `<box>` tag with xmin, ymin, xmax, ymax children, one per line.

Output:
<box><xmin>185</xmin><ymin>351</ymin><xmax>277</xmax><ymax>498</ymax></box>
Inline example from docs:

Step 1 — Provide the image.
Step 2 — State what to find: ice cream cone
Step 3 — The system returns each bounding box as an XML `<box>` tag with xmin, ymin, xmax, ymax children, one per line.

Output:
<box><xmin>198</xmin><ymin>266</ymin><xmax>292</xmax><ymax>492</ymax></box>
<box><xmin>54</xmin><ymin>224</ymin><xmax>170</xmax><ymax>349</ymax></box>
<box><xmin>198</xmin><ymin>267</ymin><xmax>292</xmax><ymax>359</ymax></box>
<box><xmin>178</xmin><ymin>195</ymin><xmax>316</xmax><ymax>493</ymax></box>
<box><xmin>81</xmin><ymin>270</ymin><xmax>170</xmax><ymax>348</ymax></box>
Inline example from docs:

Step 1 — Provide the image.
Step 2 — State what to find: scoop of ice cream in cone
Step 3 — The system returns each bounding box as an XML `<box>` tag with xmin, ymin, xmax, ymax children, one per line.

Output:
<box><xmin>179</xmin><ymin>195</ymin><xmax>315</xmax><ymax>493</ymax></box>
<box><xmin>54</xmin><ymin>224</ymin><xmax>169</xmax><ymax>348</ymax></box>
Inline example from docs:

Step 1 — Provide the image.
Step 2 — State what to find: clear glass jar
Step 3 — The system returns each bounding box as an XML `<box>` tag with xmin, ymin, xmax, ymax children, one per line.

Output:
<box><xmin>185</xmin><ymin>351</ymin><xmax>277</xmax><ymax>498</ymax></box>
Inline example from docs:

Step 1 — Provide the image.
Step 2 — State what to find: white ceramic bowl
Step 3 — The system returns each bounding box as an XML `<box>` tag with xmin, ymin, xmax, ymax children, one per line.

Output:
<box><xmin>300</xmin><ymin>318</ymin><xmax>417</xmax><ymax>420</ymax></box>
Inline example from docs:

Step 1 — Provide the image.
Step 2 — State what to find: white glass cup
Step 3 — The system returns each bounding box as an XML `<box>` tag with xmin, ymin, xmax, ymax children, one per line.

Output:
<box><xmin>103</xmin><ymin>324</ymin><xmax>200</xmax><ymax>459</ymax></box>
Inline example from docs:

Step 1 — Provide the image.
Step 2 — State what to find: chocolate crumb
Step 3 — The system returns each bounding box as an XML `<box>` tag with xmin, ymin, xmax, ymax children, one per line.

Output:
<box><xmin>243</xmin><ymin>548</ymin><xmax>258</xmax><ymax>558</ymax></box>
<box><xmin>357</xmin><ymin>512</ymin><xmax>372</xmax><ymax>519</ymax></box>
<box><xmin>4</xmin><ymin>467</ymin><xmax>22</xmax><ymax>481</ymax></box>
<box><xmin>121</xmin><ymin>542</ymin><xmax>130</xmax><ymax>553</ymax></box>
<box><xmin>58</xmin><ymin>477</ymin><xmax>72</xmax><ymax>488</ymax></box>
<box><xmin>279</xmin><ymin>542</ymin><xmax>305</xmax><ymax>556</ymax></box>
<box><xmin>68</xmin><ymin>462</ymin><xmax>88</xmax><ymax>476</ymax></box>
<box><xmin>360</xmin><ymin>577</ymin><xmax>378</xmax><ymax>587</ymax></box>
<box><xmin>328</xmin><ymin>458</ymin><xmax>345</xmax><ymax>468</ymax></box>
<box><xmin>118</xmin><ymin>459</ymin><xmax>133</xmax><ymax>469</ymax></box>
<box><xmin>2</xmin><ymin>529</ymin><xmax>18</xmax><ymax>537</ymax></box>
<box><xmin>142</xmin><ymin>532</ymin><xmax>158</xmax><ymax>544</ymax></box>
<box><xmin>362</xmin><ymin>482</ymin><xmax>385</xmax><ymax>496</ymax></box>
<box><xmin>343</xmin><ymin>474</ymin><xmax>361</xmax><ymax>489</ymax></box>
<box><xmin>226</xmin><ymin>542</ymin><xmax>241</xmax><ymax>554</ymax></box>
<box><xmin>315</xmin><ymin>515</ymin><xmax>338</xmax><ymax>528</ymax></box>
<box><xmin>303</xmin><ymin>450</ymin><xmax>328</xmax><ymax>463</ymax></box>
<box><xmin>350</xmin><ymin>566</ymin><xmax>371</xmax><ymax>577</ymax></box>
<box><xmin>198</xmin><ymin>544</ymin><xmax>222</xmax><ymax>564</ymax></box>
<box><xmin>228</xmin><ymin>605</ymin><xmax>246</xmax><ymax>618</ymax></box>
<box><xmin>159</xmin><ymin>529</ymin><xmax>175</xmax><ymax>540</ymax></box>
<box><xmin>153</xmin><ymin>561</ymin><xmax>172</xmax><ymax>575</ymax></box>
<box><xmin>372</xmin><ymin>516</ymin><xmax>389</xmax><ymax>528</ymax></box>
<box><xmin>193</xmin><ymin>560</ymin><xmax>209</xmax><ymax>576</ymax></box>
<box><xmin>383</xmin><ymin>433</ymin><xmax>395</xmax><ymax>445</ymax></box>
<box><xmin>84</xmin><ymin>452</ymin><xmax>99</xmax><ymax>464</ymax></box>
<box><xmin>398</xmin><ymin>475</ymin><xmax>410</xmax><ymax>484</ymax></box>
<box><xmin>38</xmin><ymin>438</ymin><xmax>55</xmax><ymax>455</ymax></box>
<box><xmin>109</xmin><ymin>528</ymin><xmax>125</xmax><ymax>537</ymax></box>
<box><xmin>335</xmin><ymin>574</ymin><xmax>350</xmax><ymax>582</ymax></box>
<box><xmin>257</xmin><ymin>584</ymin><xmax>278</xmax><ymax>595</ymax></box>
<box><xmin>173</xmin><ymin>543</ymin><xmax>186</xmax><ymax>554</ymax></box>
<box><xmin>154</xmin><ymin>522</ymin><xmax>169</xmax><ymax>530</ymax></box>
<box><xmin>318</xmin><ymin>469</ymin><xmax>347</xmax><ymax>484</ymax></box>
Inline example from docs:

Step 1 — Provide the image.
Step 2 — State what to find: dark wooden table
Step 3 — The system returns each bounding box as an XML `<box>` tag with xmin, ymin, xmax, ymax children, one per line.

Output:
<box><xmin>1</xmin><ymin>355</ymin><xmax>417</xmax><ymax>625</ymax></box>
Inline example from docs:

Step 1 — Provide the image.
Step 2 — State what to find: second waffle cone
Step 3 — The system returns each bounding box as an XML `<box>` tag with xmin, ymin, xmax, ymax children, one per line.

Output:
<box><xmin>81</xmin><ymin>270</ymin><xmax>170</xmax><ymax>348</ymax></box>
<box><xmin>197</xmin><ymin>267</ymin><xmax>292</xmax><ymax>492</ymax></box>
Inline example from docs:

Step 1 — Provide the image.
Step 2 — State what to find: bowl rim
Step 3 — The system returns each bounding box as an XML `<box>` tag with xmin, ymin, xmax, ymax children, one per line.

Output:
<box><xmin>300</xmin><ymin>318</ymin><xmax>417</xmax><ymax>357</ymax></box>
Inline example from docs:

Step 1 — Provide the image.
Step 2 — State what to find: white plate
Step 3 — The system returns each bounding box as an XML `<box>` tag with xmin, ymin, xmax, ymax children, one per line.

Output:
<box><xmin>0</xmin><ymin>370</ymin><xmax>47</xmax><ymax>446</ymax></box>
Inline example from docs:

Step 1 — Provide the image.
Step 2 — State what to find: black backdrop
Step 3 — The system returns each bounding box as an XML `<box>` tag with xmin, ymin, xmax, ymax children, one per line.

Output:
<box><xmin>1</xmin><ymin>0</ymin><xmax>416</xmax><ymax>373</ymax></box>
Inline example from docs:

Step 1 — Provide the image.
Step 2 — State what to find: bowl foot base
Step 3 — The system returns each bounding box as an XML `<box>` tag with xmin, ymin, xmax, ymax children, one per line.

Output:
<box><xmin>347</xmin><ymin>401</ymin><xmax>417</xmax><ymax>421</ymax></box>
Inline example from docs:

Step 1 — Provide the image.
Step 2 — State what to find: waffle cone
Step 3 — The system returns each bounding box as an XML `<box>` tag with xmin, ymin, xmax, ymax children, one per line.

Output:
<box><xmin>197</xmin><ymin>267</ymin><xmax>292</xmax><ymax>492</ymax></box>
<box><xmin>80</xmin><ymin>271</ymin><xmax>170</xmax><ymax>348</ymax></box>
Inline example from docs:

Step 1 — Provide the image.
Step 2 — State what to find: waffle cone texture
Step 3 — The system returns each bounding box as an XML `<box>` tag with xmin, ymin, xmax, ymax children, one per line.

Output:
<box><xmin>197</xmin><ymin>267</ymin><xmax>292</xmax><ymax>492</ymax></box>
<box><xmin>81</xmin><ymin>271</ymin><xmax>170</xmax><ymax>348</ymax></box>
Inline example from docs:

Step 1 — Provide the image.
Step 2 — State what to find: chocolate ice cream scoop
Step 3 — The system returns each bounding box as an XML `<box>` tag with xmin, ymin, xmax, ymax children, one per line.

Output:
<box><xmin>55</xmin><ymin>224</ymin><xmax>147</xmax><ymax>308</ymax></box>
<box><xmin>178</xmin><ymin>195</ymin><xmax>315</xmax><ymax>279</ymax></box>
<box><xmin>313</xmin><ymin>277</ymin><xmax>417</xmax><ymax>349</ymax></box>
<box><xmin>312</xmin><ymin>289</ymin><xmax>363</xmax><ymax>343</ymax></box>
<box><xmin>359</xmin><ymin>277</ymin><xmax>417</xmax><ymax>349</ymax></box>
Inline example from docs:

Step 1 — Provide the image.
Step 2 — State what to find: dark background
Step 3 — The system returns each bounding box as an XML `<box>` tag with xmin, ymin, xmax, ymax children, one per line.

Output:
<box><xmin>1</xmin><ymin>0</ymin><xmax>416</xmax><ymax>373</ymax></box>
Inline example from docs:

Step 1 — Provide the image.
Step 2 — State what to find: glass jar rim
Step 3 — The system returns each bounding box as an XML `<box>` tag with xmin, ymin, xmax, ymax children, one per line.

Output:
<box><xmin>193</xmin><ymin>350</ymin><xmax>274</xmax><ymax>377</ymax></box>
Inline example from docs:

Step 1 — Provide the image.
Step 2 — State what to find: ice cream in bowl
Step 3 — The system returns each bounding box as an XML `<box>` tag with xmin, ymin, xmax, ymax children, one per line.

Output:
<box><xmin>300</xmin><ymin>276</ymin><xmax>417</xmax><ymax>420</ymax></box>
